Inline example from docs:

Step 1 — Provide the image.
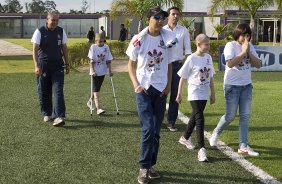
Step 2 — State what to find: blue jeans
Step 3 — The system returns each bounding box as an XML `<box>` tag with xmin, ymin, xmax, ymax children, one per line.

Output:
<box><xmin>167</xmin><ymin>61</ymin><xmax>182</xmax><ymax>125</ymax></box>
<box><xmin>136</xmin><ymin>86</ymin><xmax>167</xmax><ymax>169</ymax></box>
<box><xmin>214</xmin><ymin>84</ymin><xmax>252</xmax><ymax>147</ymax></box>
<box><xmin>37</xmin><ymin>61</ymin><xmax>66</xmax><ymax>118</ymax></box>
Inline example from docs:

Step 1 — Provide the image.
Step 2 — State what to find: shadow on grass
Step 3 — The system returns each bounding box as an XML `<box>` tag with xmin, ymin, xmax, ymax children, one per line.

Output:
<box><xmin>150</xmin><ymin>171</ymin><xmax>260</xmax><ymax>184</ymax></box>
<box><xmin>228</xmin><ymin>143</ymin><xmax>282</xmax><ymax>158</ymax></box>
<box><xmin>0</xmin><ymin>55</ymin><xmax>32</xmax><ymax>60</ymax></box>
<box><xmin>203</xmin><ymin>124</ymin><xmax>282</xmax><ymax>132</ymax></box>
<box><xmin>64</xmin><ymin>119</ymin><xmax>140</xmax><ymax>130</ymax></box>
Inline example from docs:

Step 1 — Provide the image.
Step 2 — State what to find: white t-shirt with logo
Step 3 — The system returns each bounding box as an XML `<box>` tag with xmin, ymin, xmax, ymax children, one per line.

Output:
<box><xmin>88</xmin><ymin>44</ymin><xmax>113</xmax><ymax>76</ymax></box>
<box><xmin>178</xmin><ymin>53</ymin><xmax>215</xmax><ymax>101</ymax></box>
<box><xmin>126</xmin><ymin>34</ymin><xmax>173</xmax><ymax>92</ymax></box>
<box><xmin>224</xmin><ymin>41</ymin><xmax>259</xmax><ymax>85</ymax></box>
<box><xmin>163</xmin><ymin>24</ymin><xmax>192</xmax><ymax>61</ymax></box>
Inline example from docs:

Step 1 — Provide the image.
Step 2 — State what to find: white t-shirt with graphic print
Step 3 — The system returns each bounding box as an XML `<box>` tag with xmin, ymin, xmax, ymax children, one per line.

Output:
<box><xmin>126</xmin><ymin>34</ymin><xmax>173</xmax><ymax>92</ymax></box>
<box><xmin>88</xmin><ymin>44</ymin><xmax>113</xmax><ymax>76</ymax></box>
<box><xmin>223</xmin><ymin>41</ymin><xmax>259</xmax><ymax>85</ymax></box>
<box><xmin>178</xmin><ymin>53</ymin><xmax>215</xmax><ymax>101</ymax></box>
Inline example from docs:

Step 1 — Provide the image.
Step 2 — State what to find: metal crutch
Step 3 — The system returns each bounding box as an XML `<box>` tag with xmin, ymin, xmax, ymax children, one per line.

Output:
<box><xmin>109</xmin><ymin>76</ymin><xmax>119</xmax><ymax>115</ymax></box>
<box><xmin>90</xmin><ymin>75</ymin><xmax>94</xmax><ymax>116</ymax></box>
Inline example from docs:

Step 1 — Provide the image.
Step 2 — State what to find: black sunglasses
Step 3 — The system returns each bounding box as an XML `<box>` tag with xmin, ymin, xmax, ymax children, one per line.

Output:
<box><xmin>153</xmin><ymin>15</ymin><xmax>165</xmax><ymax>20</ymax></box>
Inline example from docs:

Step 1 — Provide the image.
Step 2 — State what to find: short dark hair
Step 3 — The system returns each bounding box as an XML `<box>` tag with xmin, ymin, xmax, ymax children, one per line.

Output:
<box><xmin>233</xmin><ymin>23</ymin><xmax>252</xmax><ymax>41</ymax></box>
<box><xmin>167</xmin><ymin>6</ymin><xmax>181</xmax><ymax>15</ymax></box>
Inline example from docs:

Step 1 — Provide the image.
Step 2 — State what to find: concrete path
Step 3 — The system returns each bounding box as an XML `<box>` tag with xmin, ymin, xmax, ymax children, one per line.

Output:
<box><xmin>0</xmin><ymin>40</ymin><xmax>32</xmax><ymax>56</ymax></box>
<box><xmin>0</xmin><ymin>39</ymin><xmax>128</xmax><ymax>73</ymax></box>
<box><xmin>77</xmin><ymin>59</ymin><xmax>128</xmax><ymax>73</ymax></box>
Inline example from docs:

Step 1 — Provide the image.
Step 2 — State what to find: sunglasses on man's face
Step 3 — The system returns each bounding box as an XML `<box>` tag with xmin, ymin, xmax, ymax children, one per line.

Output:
<box><xmin>153</xmin><ymin>15</ymin><xmax>165</xmax><ymax>20</ymax></box>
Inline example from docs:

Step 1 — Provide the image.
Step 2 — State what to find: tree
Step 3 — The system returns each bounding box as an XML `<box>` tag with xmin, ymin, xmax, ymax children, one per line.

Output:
<box><xmin>179</xmin><ymin>17</ymin><xmax>196</xmax><ymax>38</ymax></box>
<box><xmin>124</xmin><ymin>17</ymin><xmax>133</xmax><ymax>37</ymax></box>
<box><xmin>44</xmin><ymin>0</ymin><xmax>56</xmax><ymax>12</ymax></box>
<box><xmin>69</xmin><ymin>9</ymin><xmax>79</xmax><ymax>14</ymax></box>
<box><xmin>81</xmin><ymin>0</ymin><xmax>89</xmax><ymax>13</ymax></box>
<box><xmin>25</xmin><ymin>0</ymin><xmax>57</xmax><ymax>13</ymax></box>
<box><xmin>209</xmin><ymin>0</ymin><xmax>282</xmax><ymax>44</ymax></box>
<box><xmin>0</xmin><ymin>3</ymin><xmax>4</xmax><ymax>13</ymax></box>
<box><xmin>25</xmin><ymin>0</ymin><xmax>45</xmax><ymax>13</ymax></box>
<box><xmin>212</xmin><ymin>23</ymin><xmax>230</xmax><ymax>40</ymax></box>
<box><xmin>2</xmin><ymin>0</ymin><xmax>23</xmax><ymax>13</ymax></box>
<box><xmin>111</xmin><ymin>0</ymin><xmax>183</xmax><ymax>32</ymax></box>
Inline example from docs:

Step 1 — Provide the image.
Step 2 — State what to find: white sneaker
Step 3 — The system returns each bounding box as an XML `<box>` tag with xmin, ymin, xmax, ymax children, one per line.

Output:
<box><xmin>87</xmin><ymin>99</ymin><xmax>94</xmax><ymax>110</ymax></box>
<box><xmin>97</xmin><ymin>109</ymin><xmax>105</xmax><ymax>115</ymax></box>
<box><xmin>43</xmin><ymin>116</ymin><xmax>51</xmax><ymax>122</ymax></box>
<box><xmin>198</xmin><ymin>147</ymin><xmax>208</xmax><ymax>162</ymax></box>
<box><xmin>209</xmin><ymin>132</ymin><xmax>219</xmax><ymax>147</ymax></box>
<box><xmin>53</xmin><ymin>117</ymin><xmax>65</xmax><ymax>127</ymax></box>
<box><xmin>238</xmin><ymin>145</ymin><xmax>259</xmax><ymax>156</ymax></box>
<box><xmin>179</xmin><ymin>136</ymin><xmax>195</xmax><ymax>150</ymax></box>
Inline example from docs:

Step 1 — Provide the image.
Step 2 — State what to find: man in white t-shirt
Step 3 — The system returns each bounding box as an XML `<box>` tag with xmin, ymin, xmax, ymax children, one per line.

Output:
<box><xmin>126</xmin><ymin>6</ymin><xmax>175</xmax><ymax>184</ymax></box>
<box><xmin>31</xmin><ymin>12</ymin><xmax>69</xmax><ymax>127</ymax></box>
<box><xmin>163</xmin><ymin>6</ymin><xmax>192</xmax><ymax>132</ymax></box>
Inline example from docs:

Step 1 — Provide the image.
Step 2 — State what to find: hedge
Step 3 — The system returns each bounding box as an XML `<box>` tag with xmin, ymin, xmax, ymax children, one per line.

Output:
<box><xmin>68</xmin><ymin>40</ymin><xmax>227</xmax><ymax>69</ymax></box>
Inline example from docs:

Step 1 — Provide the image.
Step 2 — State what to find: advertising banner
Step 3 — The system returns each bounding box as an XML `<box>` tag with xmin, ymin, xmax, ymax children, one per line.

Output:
<box><xmin>218</xmin><ymin>45</ymin><xmax>282</xmax><ymax>71</ymax></box>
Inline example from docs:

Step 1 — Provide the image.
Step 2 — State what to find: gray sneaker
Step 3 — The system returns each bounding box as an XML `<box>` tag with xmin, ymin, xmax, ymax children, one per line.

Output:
<box><xmin>167</xmin><ymin>124</ymin><xmax>178</xmax><ymax>132</ymax></box>
<box><xmin>43</xmin><ymin>116</ymin><xmax>51</xmax><ymax>122</ymax></box>
<box><xmin>148</xmin><ymin>168</ymin><xmax>160</xmax><ymax>179</ymax></box>
<box><xmin>53</xmin><ymin>117</ymin><xmax>65</xmax><ymax>127</ymax></box>
<box><xmin>138</xmin><ymin>169</ymin><xmax>149</xmax><ymax>184</ymax></box>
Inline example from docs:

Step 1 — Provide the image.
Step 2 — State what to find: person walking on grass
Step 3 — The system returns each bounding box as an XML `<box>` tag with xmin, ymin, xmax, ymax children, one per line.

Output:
<box><xmin>31</xmin><ymin>11</ymin><xmax>70</xmax><ymax>127</ymax></box>
<box><xmin>163</xmin><ymin>6</ymin><xmax>192</xmax><ymax>132</ymax></box>
<box><xmin>87</xmin><ymin>33</ymin><xmax>113</xmax><ymax>115</ymax></box>
<box><xmin>126</xmin><ymin>6</ymin><xmax>176</xmax><ymax>184</ymax></box>
<box><xmin>209</xmin><ymin>23</ymin><xmax>261</xmax><ymax>156</ymax></box>
<box><xmin>176</xmin><ymin>34</ymin><xmax>215</xmax><ymax>162</ymax></box>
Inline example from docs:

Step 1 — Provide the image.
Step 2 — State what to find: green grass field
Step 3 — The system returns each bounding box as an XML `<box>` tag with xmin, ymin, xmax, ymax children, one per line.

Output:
<box><xmin>0</xmin><ymin>39</ymin><xmax>281</xmax><ymax>183</ymax></box>
<box><xmin>0</xmin><ymin>55</ymin><xmax>282</xmax><ymax>183</ymax></box>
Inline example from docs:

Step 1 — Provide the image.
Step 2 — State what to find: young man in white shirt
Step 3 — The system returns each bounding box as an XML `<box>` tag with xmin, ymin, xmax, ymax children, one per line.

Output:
<box><xmin>163</xmin><ymin>7</ymin><xmax>192</xmax><ymax>131</ymax></box>
<box><xmin>127</xmin><ymin>6</ymin><xmax>175</xmax><ymax>184</ymax></box>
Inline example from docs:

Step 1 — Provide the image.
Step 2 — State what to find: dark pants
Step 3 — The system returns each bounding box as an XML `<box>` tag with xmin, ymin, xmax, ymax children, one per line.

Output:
<box><xmin>37</xmin><ymin>61</ymin><xmax>65</xmax><ymax>118</ymax></box>
<box><xmin>136</xmin><ymin>86</ymin><xmax>167</xmax><ymax>169</ymax></box>
<box><xmin>184</xmin><ymin>100</ymin><xmax>207</xmax><ymax>148</ymax></box>
<box><xmin>91</xmin><ymin>75</ymin><xmax>105</xmax><ymax>92</ymax></box>
<box><xmin>167</xmin><ymin>61</ymin><xmax>182</xmax><ymax>125</ymax></box>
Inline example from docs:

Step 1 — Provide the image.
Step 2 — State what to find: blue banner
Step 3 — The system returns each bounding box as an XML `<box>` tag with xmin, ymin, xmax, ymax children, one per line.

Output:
<box><xmin>218</xmin><ymin>45</ymin><xmax>282</xmax><ymax>71</ymax></box>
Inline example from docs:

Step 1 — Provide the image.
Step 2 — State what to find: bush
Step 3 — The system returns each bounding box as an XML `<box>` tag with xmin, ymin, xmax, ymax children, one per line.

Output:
<box><xmin>68</xmin><ymin>40</ymin><xmax>227</xmax><ymax>69</ymax></box>
<box><xmin>106</xmin><ymin>40</ymin><xmax>129</xmax><ymax>59</ymax></box>
<box><xmin>68</xmin><ymin>42</ymin><xmax>91</xmax><ymax>68</ymax></box>
<box><xmin>191</xmin><ymin>40</ymin><xmax>227</xmax><ymax>60</ymax></box>
<box><xmin>68</xmin><ymin>40</ymin><xmax>129</xmax><ymax>69</ymax></box>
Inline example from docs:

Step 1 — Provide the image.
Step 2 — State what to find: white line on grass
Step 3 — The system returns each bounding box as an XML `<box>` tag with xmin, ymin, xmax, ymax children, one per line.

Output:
<box><xmin>169</xmin><ymin>105</ymin><xmax>282</xmax><ymax>184</ymax></box>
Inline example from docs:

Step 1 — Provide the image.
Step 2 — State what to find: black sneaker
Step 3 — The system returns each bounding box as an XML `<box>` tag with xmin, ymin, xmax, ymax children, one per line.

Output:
<box><xmin>148</xmin><ymin>168</ymin><xmax>160</xmax><ymax>179</ymax></box>
<box><xmin>137</xmin><ymin>169</ymin><xmax>149</xmax><ymax>184</ymax></box>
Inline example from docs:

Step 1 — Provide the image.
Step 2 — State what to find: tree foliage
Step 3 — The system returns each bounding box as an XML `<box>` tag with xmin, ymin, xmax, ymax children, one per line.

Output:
<box><xmin>110</xmin><ymin>0</ymin><xmax>183</xmax><ymax>32</ymax></box>
<box><xmin>209</xmin><ymin>0</ymin><xmax>282</xmax><ymax>44</ymax></box>
<box><xmin>1</xmin><ymin>0</ymin><xmax>23</xmax><ymax>13</ymax></box>
<box><xmin>25</xmin><ymin>0</ymin><xmax>57</xmax><ymax>13</ymax></box>
<box><xmin>81</xmin><ymin>0</ymin><xmax>89</xmax><ymax>13</ymax></box>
